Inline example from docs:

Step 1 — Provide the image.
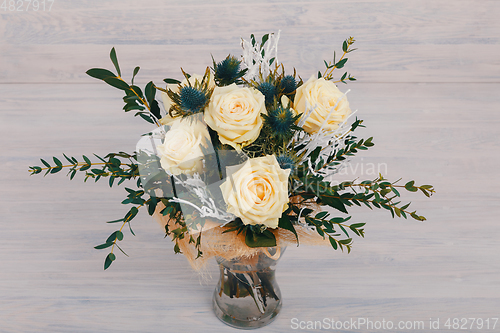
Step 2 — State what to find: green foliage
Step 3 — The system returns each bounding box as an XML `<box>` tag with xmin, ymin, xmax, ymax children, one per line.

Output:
<box><xmin>283</xmin><ymin>115</ymin><xmax>434</xmax><ymax>252</ymax></box>
<box><xmin>164</xmin><ymin>68</ymin><xmax>214</xmax><ymax>118</ymax></box>
<box><xmin>110</xmin><ymin>47</ymin><xmax>121</xmax><ymax>77</ymax></box>
<box><xmin>278</xmin><ymin>214</ymin><xmax>298</xmax><ymax>245</ymax></box>
<box><xmin>29</xmin><ymin>152</ymin><xmax>139</xmax><ymax>185</ymax></box>
<box><xmin>30</xmin><ymin>35</ymin><xmax>435</xmax><ymax>270</ymax></box>
<box><xmin>287</xmin><ymin>172</ymin><xmax>434</xmax><ymax>252</ymax></box>
<box><xmin>222</xmin><ymin>219</ymin><xmax>278</xmax><ymax>248</ymax></box>
<box><xmin>86</xmin><ymin>47</ymin><xmax>162</xmax><ymax>126</ymax></box>
<box><xmin>322</xmin><ymin>37</ymin><xmax>357</xmax><ymax>83</ymax></box>
<box><xmin>212</xmin><ymin>54</ymin><xmax>247</xmax><ymax>86</ymax></box>
<box><xmin>245</xmin><ymin>225</ymin><xmax>277</xmax><ymax>248</ymax></box>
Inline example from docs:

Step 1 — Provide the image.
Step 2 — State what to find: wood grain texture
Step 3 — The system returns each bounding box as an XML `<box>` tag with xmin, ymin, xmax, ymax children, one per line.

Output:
<box><xmin>1</xmin><ymin>82</ymin><xmax>499</xmax><ymax>332</ymax></box>
<box><xmin>1</xmin><ymin>1</ymin><xmax>499</xmax><ymax>332</ymax></box>
<box><xmin>0</xmin><ymin>0</ymin><xmax>499</xmax><ymax>83</ymax></box>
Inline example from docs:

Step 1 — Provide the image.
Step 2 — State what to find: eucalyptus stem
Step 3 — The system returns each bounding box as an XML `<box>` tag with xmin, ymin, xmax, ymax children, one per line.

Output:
<box><xmin>111</xmin><ymin>203</ymin><xmax>144</xmax><ymax>254</ymax></box>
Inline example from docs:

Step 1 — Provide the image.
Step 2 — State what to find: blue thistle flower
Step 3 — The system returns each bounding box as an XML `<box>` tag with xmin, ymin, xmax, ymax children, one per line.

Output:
<box><xmin>280</xmin><ymin>75</ymin><xmax>297</xmax><ymax>95</ymax></box>
<box><xmin>212</xmin><ymin>55</ymin><xmax>247</xmax><ymax>86</ymax></box>
<box><xmin>166</xmin><ymin>68</ymin><xmax>213</xmax><ymax>118</ymax></box>
<box><xmin>179</xmin><ymin>86</ymin><xmax>208</xmax><ymax>114</ymax></box>
<box><xmin>257</xmin><ymin>81</ymin><xmax>278</xmax><ymax>105</ymax></box>
<box><xmin>266</xmin><ymin>106</ymin><xmax>295</xmax><ymax>136</ymax></box>
<box><xmin>276</xmin><ymin>154</ymin><xmax>296</xmax><ymax>172</ymax></box>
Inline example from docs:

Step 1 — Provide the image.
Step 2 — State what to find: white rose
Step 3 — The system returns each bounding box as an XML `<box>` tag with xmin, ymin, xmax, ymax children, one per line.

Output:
<box><xmin>294</xmin><ymin>75</ymin><xmax>351</xmax><ymax>134</ymax></box>
<box><xmin>160</xmin><ymin>73</ymin><xmax>215</xmax><ymax>122</ymax></box>
<box><xmin>156</xmin><ymin>118</ymin><xmax>209</xmax><ymax>175</ymax></box>
<box><xmin>204</xmin><ymin>83</ymin><xmax>266</xmax><ymax>150</ymax></box>
<box><xmin>220</xmin><ymin>155</ymin><xmax>290</xmax><ymax>229</ymax></box>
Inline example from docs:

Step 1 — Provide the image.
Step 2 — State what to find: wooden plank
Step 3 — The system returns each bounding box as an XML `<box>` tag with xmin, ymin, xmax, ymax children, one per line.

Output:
<box><xmin>1</xmin><ymin>82</ymin><xmax>499</xmax><ymax>331</ymax></box>
<box><xmin>0</xmin><ymin>0</ymin><xmax>499</xmax><ymax>83</ymax></box>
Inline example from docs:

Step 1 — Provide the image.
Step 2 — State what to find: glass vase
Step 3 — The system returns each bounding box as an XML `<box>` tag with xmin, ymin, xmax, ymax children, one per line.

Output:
<box><xmin>212</xmin><ymin>247</ymin><xmax>285</xmax><ymax>330</ymax></box>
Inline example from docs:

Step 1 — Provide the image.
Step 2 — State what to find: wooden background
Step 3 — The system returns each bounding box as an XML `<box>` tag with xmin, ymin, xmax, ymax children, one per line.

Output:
<box><xmin>1</xmin><ymin>1</ymin><xmax>499</xmax><ymax>332</ymax></box>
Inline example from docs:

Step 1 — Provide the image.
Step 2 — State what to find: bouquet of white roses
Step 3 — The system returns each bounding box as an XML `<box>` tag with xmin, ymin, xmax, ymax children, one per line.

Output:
<box><xmin>29</xmin><ymin>32</ymin><xmax>434</xmax><ymax>272</ymax></box>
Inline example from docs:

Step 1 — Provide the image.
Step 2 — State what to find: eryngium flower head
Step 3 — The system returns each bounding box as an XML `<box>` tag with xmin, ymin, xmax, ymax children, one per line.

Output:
<box><xmin>179</xmin><ymin>86</ymin><xmax>208</xmax><ymax>114</ymax></box>
<box><xmin>279</xmin><ymin>75</ymin><xmax>297</xmax><ymax>95</ymax></box>
<box><xmin>212</xmin><ymin>55</ymin><xmax>247</xmax><ymax>86</ymax></box>
<box><xmin>276</xmin><ymin>153</ymin><xmax>297</xmax><ymax>172</ymax></box>
<box><xmin>265</xmin><ymin>105</ymin><xmax>296</xmax><ymax>137</ymax></box>
<box><xmin>166</xmin><ymin>68</ymin><xmax>214</xmax><ymax>118</ymax></box>
<box><xmin>256</xmin><ymin>81</ymin><xmax>277</xmax><ymax>106</ymax></box>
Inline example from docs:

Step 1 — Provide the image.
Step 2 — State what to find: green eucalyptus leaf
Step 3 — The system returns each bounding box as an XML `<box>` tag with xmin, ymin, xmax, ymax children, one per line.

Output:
<box><xmin>150</xmin><ymin>100</ymin><xmax>161</xmax><ymax>120</ymax></box>
<box><xmin>124</xmin><ymin>206</ymin><xmax>139</xmax><ymax>222</ymax></box>
<box><xmin>278</xmin><ymin>215</ymin><xmax>298</xmax><ymax>245</ymax></box>
<box><xmin>148</xmin><ymin>197</ymin><xmax>158</xmax><ymax>216</ymax></box>
<box><xmin>405</xmin><ymin>180</ymin><xmax>415</xmax><ymax>190</ymax></box>
<box><xmin>107</xmin><ymin>218</ymin><xmax>124</xmax><ymax>223</ymax></box>
<box><xmin>132</xmin><ymin>66</ymin><xmax>140</xmax><ymax>84</ymax></box>
<box><xmin>104</xmin><ymin>77</ymin><xmax>130</xmax><ymax>91</ymax></box>
<box><xmin>104</xmin><ymin>253</ymin><xmax>115</xmax><ymax>270</ymax></box>
<box><xmin>128</xmin><ymin>222</ymin><xmax>136</xmax><ymax>236</ymax></box>
<box><xmin>245</xmin><ymin>228</ymin><xmax>276</xmax><ymax>248</ymax></box>
<box><xmin>391</xmin><ymin>187</ymin><xmax>401</xmax><ymax>197</ymax></box>
<box><xmin>86</xmin><ymin>68</ymin><xmax>115</xmax><ymax>80</ymax></box>
<box><xmin>115</xmin><ymin>244</ymin><xmax>129</xmax><ymax>257</ymax></box>
<box><xmin>329</xmin><ymin>237</ymin><xmax>338</xmax><ymax>250</ymax></box>
<box><xmin>145</xmin><ymin>81</ymin><xmax>156</xmax><ymax>104</ymax></box>
<box><xmin>62</xmin><ymin>153</ymin><xmax>74</xmax><ymax>164</ymax></box>
<box><xmin>335</xmin><ymin>58</ymin><xmax>348</xmax><ymax>69</ymax></box>
<box><xmin>163</xmin><ymin>78</ymin><xmax>181</xmax><ymax>84</ymax></box>
<box><xmin>315</xmin><ymin>211</ymin><xmax>329</xmax><ymax>219</ymax></box>
<box><xmin>40</xmin><ymin>159</ymin><xmax>50</xmax><ymax>168</ymax></box>
<box><xmin>130</xmin><ymin>85</ymin><xmax>144</xmax><ymax>98</ymax></box>
<box><xmin>82</xmin><ymin>155</ymin><xmax>91</xmax><ymax>165</ymax></box>
<box><xmin>52</xmin><ymin>157</ymin><xmax>62</xmax><ymax>167</ymax></box>
<box><xmin>50</xmin><ymin>166</ymin><xmax>62</xmax><ymax>174</ymax></box>
<box><xmin>338</xmin><ymin>238</ymin><xmax>352</xmax><ymax>245</ymax></box>
<box><xmin>321</xmin><ymin>196</ymin><xmax>348</xmax><ymax>214</ymax></box>
<box><xmin>110</xmin><ymin>47</ymin><xmax>121</xmax><ymax>77</ymax></box>
<box><xmin>94</xmin><ymin>242</ymin><xmax>113</xmax><ymax>249</ymax></box>
<box><xmin>139</xmin><ymin>113</ymin><xmax>154</xmax><ymax>124</ymax></box>
<box><xmin>123</xmin><ymin>103</ymin><xmax>145</xmax><ymax>112</ymax></box>
<box><xmin>106</xmin><ymin>231</ymin><xmax>119</xmax><ymax>243</ymax></box>
<box><xmin>261</xmin><ymin>33</ymin><xmax>269</xmax><ymax>46</ymax></box>
<box><xmin>108</xmin><ymin>158</ymin><xmax>121</xmax><ymax>167</ymax></box>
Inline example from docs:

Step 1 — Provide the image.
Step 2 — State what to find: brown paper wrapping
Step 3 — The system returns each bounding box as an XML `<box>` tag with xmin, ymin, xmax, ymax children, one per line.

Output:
<box><xmin>152</xmin><ymin>202</ymin><xmax>330</xmax><ymax>271</ymax></box>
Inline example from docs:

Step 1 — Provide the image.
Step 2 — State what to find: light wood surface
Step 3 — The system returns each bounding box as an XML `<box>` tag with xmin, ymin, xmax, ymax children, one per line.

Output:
<box><xmin>1</xmin><ymin>1</ymin><xmax>499</xmax><ymax>332</ymax></box>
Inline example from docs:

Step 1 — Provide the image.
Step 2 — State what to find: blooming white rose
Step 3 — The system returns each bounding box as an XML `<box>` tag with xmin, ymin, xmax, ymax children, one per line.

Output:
<box><xmin>160</xmin><ymin>73</ymin><xmax>215</xmax><ymax>122</ymax></box>
<box><xmin>204</xmin><ymin>83</ymin><xmax>266</xmax><ymax>150</ymax></box>
<box><xmin>156</xmin><ymin>118</ymin><xmax>209</xmax><ymax>175</ymax></box>
<box><xmin>294</xmin><ymin>75</ymin><xmax>351</xmax><ymax>134</ymax></box>
<box><xmin>220</xmin><ymin>155</ymin><xmax>290</xmax><ymax>229</ymax></box>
